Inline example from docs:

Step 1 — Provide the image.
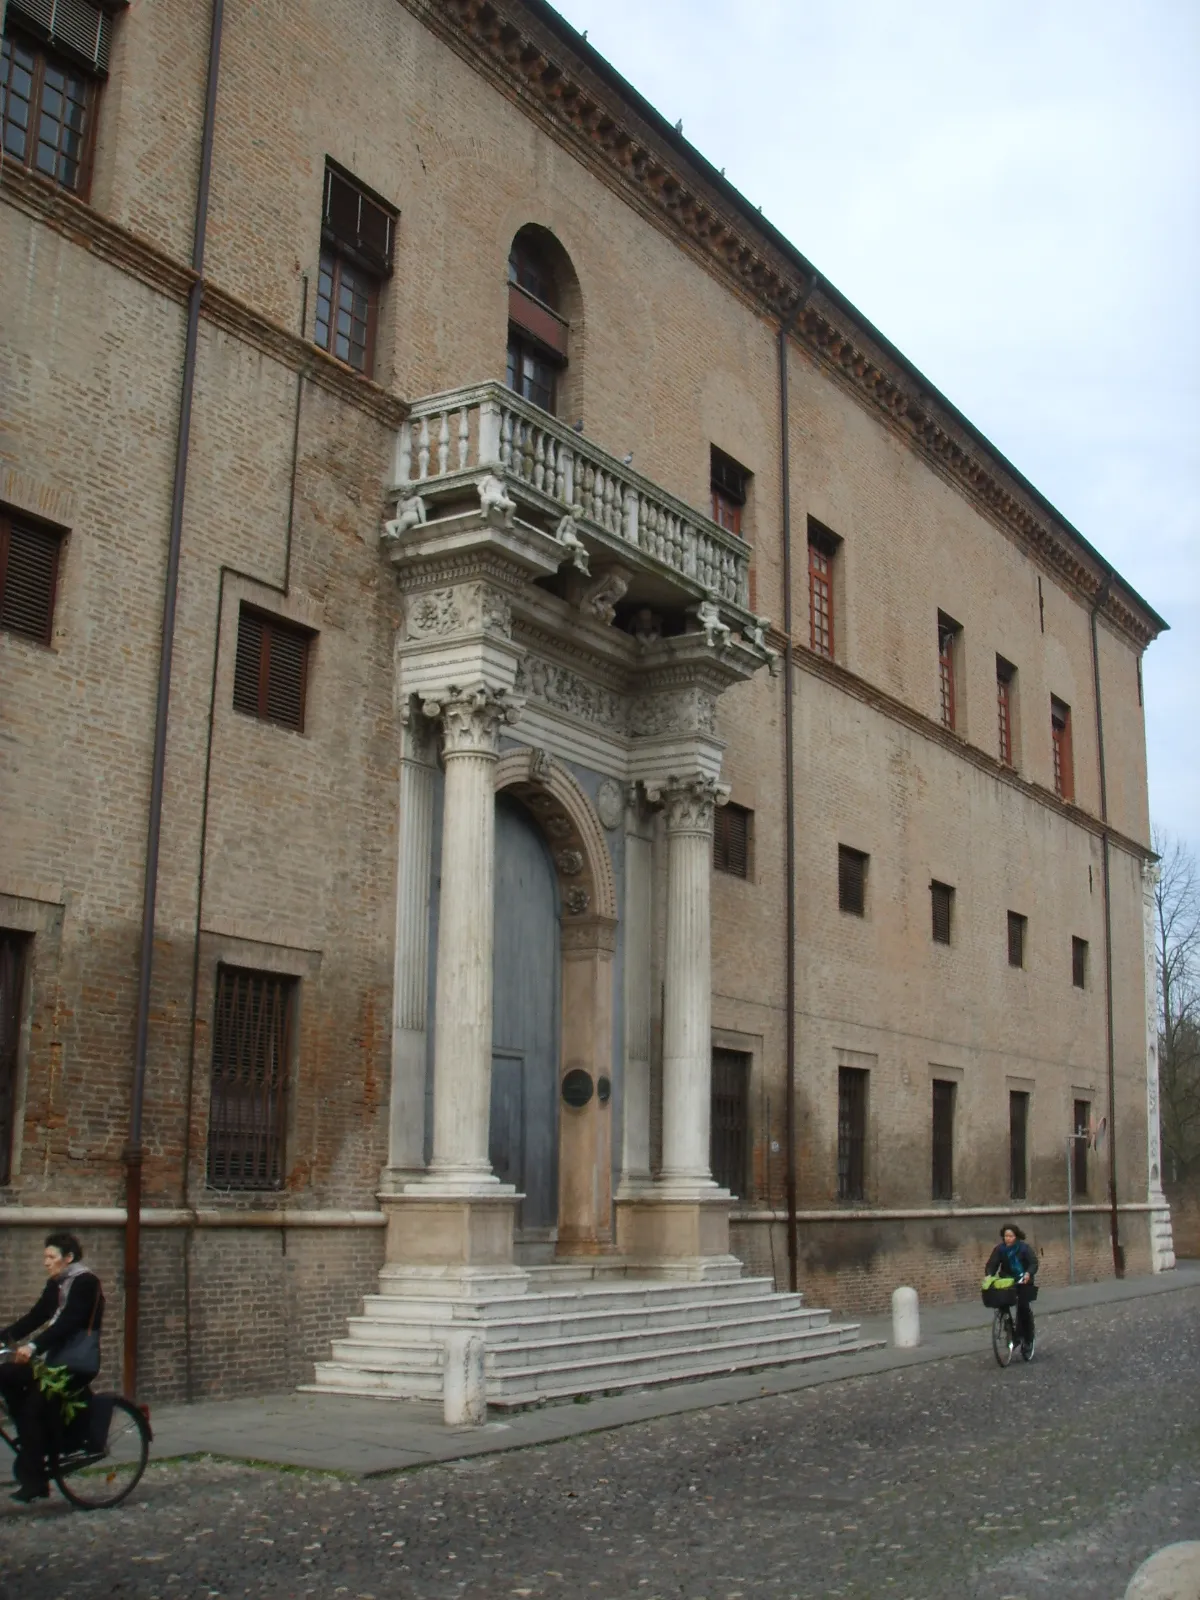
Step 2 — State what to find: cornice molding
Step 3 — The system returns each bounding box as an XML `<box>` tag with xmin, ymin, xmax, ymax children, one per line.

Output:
<box><xmin>402</xmin><ymin>0</ymin><xmax>1162</xmax><ymax>650</ymax></box>
<box><xmin>0</xmin><ymin>164</ymin><xmax>408</xmax><ymax>429</ymax></box>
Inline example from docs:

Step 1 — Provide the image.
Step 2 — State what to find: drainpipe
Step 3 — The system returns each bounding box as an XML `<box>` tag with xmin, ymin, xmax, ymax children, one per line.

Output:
<box><xmin>1088</xmin><ymin>575</ymin><xmax>1123</xmax><ymax>1278</ymax></box>
<box><xmin>778</xmin><ymin>274</ymin><xmax>818</xmax><ymax>1293</ymax></box>
<box><xmin>124</xmin><ymin>0</ymin><xmax>225</xmax><ymax>1400</ymax></box>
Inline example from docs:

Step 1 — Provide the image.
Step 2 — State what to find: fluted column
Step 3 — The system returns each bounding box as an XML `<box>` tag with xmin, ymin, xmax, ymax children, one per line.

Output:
<box><xmin>381</xmin><ymin>710</ymin><xmax>437</xmax><ymax>1191</ymax></box>
<box><xmin>651</xmin><ymin>777</ymin><xmax>728</xmax><ymax>1189</ymax></box>
<box><xmin>425</xmin><ymin>687</ymin><xmax>519</xmax><ymax>1188</ymax></box>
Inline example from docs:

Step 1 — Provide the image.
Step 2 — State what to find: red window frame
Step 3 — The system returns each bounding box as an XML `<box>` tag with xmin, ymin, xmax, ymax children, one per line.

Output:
<box><xmin>1</xmin><ymin>29</ymin><xmax>97</xmax><ymax>197</ymax></box>
<box><xmin>938</xmin><ymin>616</ymin><xmax>958</xmax><ymax>730</ymax></box>
<box><xmin>314</xmin><ymin>247</ymin><xmax>379</xmax><ymax>377</ymax></box>
<box><xmin>808</xmin><ymin>536</ymin><xmax>834</xmax><ymax>659</ymax></box>
<box><xmin>997</xmin><ymin>660</ymin><xmax>1013</xmax><ymax>764</ymax></box>
<box><xmin>1051</xmin><ymin>697</ymin><xmax>1074</xmax><ymax>800</ymax></box>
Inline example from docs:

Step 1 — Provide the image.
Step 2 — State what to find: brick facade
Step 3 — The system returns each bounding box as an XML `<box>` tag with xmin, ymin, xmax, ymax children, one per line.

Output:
<box><xmin>0</xmin><ymin>0</ymin><xmax>1168</xmax><ymax>1398</ymax></box>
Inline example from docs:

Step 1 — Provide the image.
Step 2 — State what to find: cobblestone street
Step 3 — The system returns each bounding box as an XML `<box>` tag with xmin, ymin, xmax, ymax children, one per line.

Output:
<box><xmin>2</xmin><ymin>1289</ymin><xmax>1197</xmax><ymax>1600</ymax></box>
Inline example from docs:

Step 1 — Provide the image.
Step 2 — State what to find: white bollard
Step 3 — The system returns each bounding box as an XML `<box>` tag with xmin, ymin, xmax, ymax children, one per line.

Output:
<box><xmin>891</xmin><ymin>1286</ymin><xmax>920</xmax><ymax>1348</ymax></box>
<box><xmin>443</xmin><ymin>1327</ymin><xmax>486</xmax><ymax>1427</ymax></box>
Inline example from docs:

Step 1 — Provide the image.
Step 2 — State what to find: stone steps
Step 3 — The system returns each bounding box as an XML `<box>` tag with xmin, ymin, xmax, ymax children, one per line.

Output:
<box><xmin>306</xmin><ymin>1270</ymin><xmax>868</xmax><ymax>1407</ymax></box>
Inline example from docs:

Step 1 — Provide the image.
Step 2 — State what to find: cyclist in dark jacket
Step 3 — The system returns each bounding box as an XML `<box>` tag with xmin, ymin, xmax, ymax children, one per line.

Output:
<box><xmin>985</xmin><ymin>1223</ymin><xmax>1038</xmax><ymax>1352</ymax></box>
<box><xmin>0</xmin><ymin>1231</ymin><xmax>104</xmax><ymax>1502</ymax></box>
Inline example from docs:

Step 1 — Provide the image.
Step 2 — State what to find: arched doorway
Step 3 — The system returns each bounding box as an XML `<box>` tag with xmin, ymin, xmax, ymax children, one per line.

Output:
<box><xmin>491</xmin><ymin>793</ymin><xmax>561</xmax><ymax>1253</ymax></box>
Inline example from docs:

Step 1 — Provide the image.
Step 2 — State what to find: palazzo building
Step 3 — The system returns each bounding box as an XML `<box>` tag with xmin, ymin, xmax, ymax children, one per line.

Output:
<box><xmin>0</xmin><ymin>0</ymin><xmax>1174</xmax><ymax>1402</ymax></box>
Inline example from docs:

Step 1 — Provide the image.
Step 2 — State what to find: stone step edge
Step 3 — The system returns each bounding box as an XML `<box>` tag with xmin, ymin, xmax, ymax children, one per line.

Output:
<box><xmin>349</xmin><ymin>1295</ymin><xmax>820</xmax><ymax>1337</ymax></box>
<box><xmin>368</xmin><ymin>1275</ymin><xmax>786</xmax><ymax>1310</ymax></box>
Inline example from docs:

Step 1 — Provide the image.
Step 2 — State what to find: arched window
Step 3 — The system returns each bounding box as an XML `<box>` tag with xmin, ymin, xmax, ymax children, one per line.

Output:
<box><xmin>505</xmin><ymin>227</ymin><xmax>578</xmax><ymax>417</ymax></box>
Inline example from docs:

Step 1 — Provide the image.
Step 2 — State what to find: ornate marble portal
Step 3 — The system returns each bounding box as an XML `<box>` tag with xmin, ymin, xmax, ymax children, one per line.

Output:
<box><xmin>376</xmin><ymin>383</ymin><xmax>772</xmax><ymax>1296</ymax></box>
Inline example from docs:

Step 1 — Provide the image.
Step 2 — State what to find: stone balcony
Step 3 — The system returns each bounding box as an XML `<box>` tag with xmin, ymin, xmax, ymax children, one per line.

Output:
<box><xmin>388</xmin><ymin>381</ymin><xmax>755</xmax><ymax>621</ymax></box>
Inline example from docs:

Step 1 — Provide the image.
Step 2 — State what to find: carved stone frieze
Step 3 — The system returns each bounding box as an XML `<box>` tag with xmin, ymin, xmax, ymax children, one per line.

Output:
<box><xmin>514</xmin><ymin>654</ymin><xmax>625</xmax><ymax>732</ymax></box>
<box><xmin>629</xmin><ymin>687</ymin><xmax>718</xmax><ymax>738</ymax></box>
<box><xmin>422</xmin><ymin>686</ymin><xmax>524</xmax><ymax>758</ymax></box>
<box><xmin>645</xmin><ymin>776</ymin><xmax>730</xmax><ymax>836</ymax></box>
<box><xmin>403</xmin><ymin>582</ymin><xmax>513</xmax><ymax>641</ymax></box>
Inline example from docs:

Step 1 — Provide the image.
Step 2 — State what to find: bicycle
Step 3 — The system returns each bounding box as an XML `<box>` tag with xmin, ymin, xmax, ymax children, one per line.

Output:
<box><xmin>990</xmin><ymin>1303</ymin><xmax>1035</xmax><ymax>1367</ymax></box>
<box><xmin>0</xmin><ymin>1348</ymin><xmax>152</xmax><ymax>1509</ymax></box>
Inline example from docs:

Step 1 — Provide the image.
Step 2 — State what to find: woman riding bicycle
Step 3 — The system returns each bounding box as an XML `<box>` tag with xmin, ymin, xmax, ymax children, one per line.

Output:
<box><xmin>0</xmin><ymin>1230</ymin><xmax>104</xmax><ymax>1503</ymax></box>
<box><xmin>984</xmin><ymin>1223</ymin><xmax>1038</xmax><ymax>1355</ymax></box>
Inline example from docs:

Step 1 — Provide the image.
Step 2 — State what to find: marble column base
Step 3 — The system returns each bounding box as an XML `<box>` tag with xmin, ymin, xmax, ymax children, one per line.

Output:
<box><xmin>614</xmin><ymin>1192</ymin><xmax>740</xmax><ymax>1279</ymax></box>
<box><xmin>378</xmin><ymin>1191</ymin><xmax>523</xmax><ymax>1277</ymax></box>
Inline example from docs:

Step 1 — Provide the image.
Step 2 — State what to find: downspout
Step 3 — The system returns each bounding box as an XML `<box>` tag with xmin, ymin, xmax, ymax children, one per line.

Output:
<box><xmin>124</xmin><ymin>0</ymin><xmax>225</xmax><ymax>1399</ymax></box>
<box><xmin>1089</xmin><ymin>575</ymin><xmax>1124</xmax><ymax>1277</ymax></box>
<box><xmin>778</xmin><ymin>274</ymin><xmax>818</xmax><ymax>1293</ymax></box>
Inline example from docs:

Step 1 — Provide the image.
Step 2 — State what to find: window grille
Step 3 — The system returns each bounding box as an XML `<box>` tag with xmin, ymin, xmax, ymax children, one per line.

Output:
<box><xmin>0</xmin><ymin>512</ymin><xmax>61</xmax><ymax>644</ymax></box>
<box><xmin>1009</xmin><ymin>1090</ymin><xmax>1029</xmax><ymax>1200</ymax></box>
<box><xmin>937</xmin><ymin>612</ymin><xmax>959</xmax><ymax>730</ymax></box>
<box><xmin>1051</xmin><ymin>696</ymin><xmax>1073</xmax><ymax>800</ymax></box>
<box><xmin>5</xmin><ymin>2</ymin><xmax>115</xmax><ymax>74</ymax></box>
<box><xmin>233</xmin><ymin>607</ymin><xmax>310</xmax><ymax>731</ymax></box>
<box><xmin>710</xmin><ymin>1049</ymin><xmax>750</xmax><ymax>1198</ymax></box>
<box><xmin>1072</xmin><ymin>936</ymin><xmax>1088</xmax><ymax>990</ymax></box>
<box><xmin>713</xmin><ymin>803</ymin><xmax>751</xmax><ymax>879</ymax></box>
<box><xmin>837</xmin><ymin>1067</ymin><xmax>868</xmax><ymax>1201</ymax></box>
<box><xmin>1073</xmin><ymin>1099</ymin><xmax>1090</xmax><ymax>1197</ymax></box>
<box><xmin>931</xmin><ymin>1079</ymin><xmax>955</xmax><ymax>1200</ymax></box>
<box><xmin>996</xmin><ymin>657</ymin><xmax>1014</xmax><ymax>764</ymax></box>
<box><xmin>931</xmin><ymin>881</ymin><xmax>954</xmax><ymax>945</ymax></box>
<box><xmin>1007</xmin><ymin>911</ymin><xmax>1026</xmax><ymax>969</ymax></box>
<box><xmin>807</xmin><ymin>520</ymin><xmax>837</xmax><ymax>659</ymax></box>
<box><xmin>0</xmin><ymin>932</ymin><xmax>30</xmax><ymax>1187</ymax></box>
<box><xmin>206</xmin><ymin>966</ymin><xmax>294</xmax><ymax>1190</ymax></box>
<box><xmin>838</xmin><ymin>845</ymin><xmax>867</xmax><ymax>916</ymax></box>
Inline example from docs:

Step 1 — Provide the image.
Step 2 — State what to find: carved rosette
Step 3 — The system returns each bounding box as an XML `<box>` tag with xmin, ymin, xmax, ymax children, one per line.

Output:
<box><xmin>423</xmin><ymin>687</ymin><xmax>524</xmax><ymax>759</ymax></box>
<box><xmin>646</xmin><ymin>777</ymin><xmax>730</xmax><ymax>836</ymax></box>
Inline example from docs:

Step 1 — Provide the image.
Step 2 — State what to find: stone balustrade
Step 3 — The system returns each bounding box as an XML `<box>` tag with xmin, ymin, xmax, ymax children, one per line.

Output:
<box><xmin>391</xmin><ymin>382</ymin><xmax>751</xmax><ymax>611</ymax></box>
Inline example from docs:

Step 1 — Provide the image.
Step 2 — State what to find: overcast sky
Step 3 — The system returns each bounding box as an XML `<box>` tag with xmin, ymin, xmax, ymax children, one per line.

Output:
<box><xmin>552</xmin><ymin>0</ymin><xmax>1199</xmax><ymax>858</ymax></box>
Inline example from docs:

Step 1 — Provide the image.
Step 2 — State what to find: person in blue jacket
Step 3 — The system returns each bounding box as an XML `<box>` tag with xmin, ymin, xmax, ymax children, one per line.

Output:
<box><xmin>984</xmin><ymin>1223</ymin><xmax>1038</xmax><ymax>1354</ymax></box>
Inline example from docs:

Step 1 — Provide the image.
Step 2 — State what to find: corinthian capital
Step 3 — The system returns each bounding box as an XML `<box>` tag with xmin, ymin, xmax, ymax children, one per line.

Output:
<box><xmin>421</xmin><ymin>686</ymin><xmax>524</xmax><ymax>758</ymax></box>
<box><xmin>644</xmin><ymin>776</ymin><xmax>730</xmax><ymax>835</ymax></box>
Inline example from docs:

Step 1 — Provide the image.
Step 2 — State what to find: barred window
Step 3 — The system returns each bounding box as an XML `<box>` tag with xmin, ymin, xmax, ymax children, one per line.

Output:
<box><xmin>1007</xmin><ymin>910</ymin><xmax>1027</xmax><ymax>970</ymax></box>
<box><xmin>207</xmin><ymin>967</ymin><xmax>294</xmax><ymax>1191</ymax></box>
<box><xmin>710</xmin><ymin>1048</ymin><xmax>750</xmax><ymax>1198</ymax></box>
<box><xmin>932</xmin><ymin>1079</ymin><xmax>956</xmax><ymax>1200</ymax></box>
<box><xmin>838</xmin><ymin>845</ymin><xmax>867</xmax><ymax>917</ymax></box>
<box><xmin>713</xmin><ymin>803</ymin><xmax>751</xmax><ymax>879</ymax></box>
<box><xmin>1009</xmin><ymin>1090</ymin><xmax>1029</xmax><ymax>1200</ymax></box>
<box><xmin>0</xmin><ymin>510</ymin><xmax>62</xmax><ymax>645</ymax></box>
<box><xmin>837</xmin><ymin>1067</ymin><xmax>868</xmax><ymax>1201</ymax></box>
<box><xmin>931</xmin><ymin>880</ymin><xmax>954</xmax><ymax>945</ymax></box>
<box><xmin>233</xmin><ymin>607</ymin><xmax>311</xmax><ymax>732</ymax></box>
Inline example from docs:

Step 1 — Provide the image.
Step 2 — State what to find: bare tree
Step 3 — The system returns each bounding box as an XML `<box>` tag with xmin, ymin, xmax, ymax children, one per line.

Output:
<box><xmin>1153</xmin><ymin>827</ymin><xmax>1200</xmax><ymax>1182</ymax></box>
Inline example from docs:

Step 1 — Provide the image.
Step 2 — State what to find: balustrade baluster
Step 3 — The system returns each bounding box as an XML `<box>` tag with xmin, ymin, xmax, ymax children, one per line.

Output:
<box><xmin>534</xmin><ymin>430</ymin><xmax>546</xmax><ymax>492</ymax></box>
<box><xmin>437</xmin><ymin>412</ymin><xmax>450</xmax><ymax>475</ymax></box>
<box><xmin>624</xmin><ymin>487</ymin><xmax>639</xmax><ymax>546</ymax></box>
<box><xmin>500</xmin><ymin>410</ymin><xmax>514</xmax><ymax>469</ymax></box>
<box><xmin>396</xmin><ymin>421</ymin><xmax>412</xmax><ymax>487</ymax></box>
<box><xmin>552</xmin><ymin>439</ymin><xmax>565</xmax><ymax>501</ymax></box>
<box><xmin>457</xmin><ymin>408</ymin><xmax>470</xmax><ymax>470</ymax></box>
<box><xmin>417</xmin><ymin>417</ymin><xmax>431</xmax><ymax>480</ymax></box>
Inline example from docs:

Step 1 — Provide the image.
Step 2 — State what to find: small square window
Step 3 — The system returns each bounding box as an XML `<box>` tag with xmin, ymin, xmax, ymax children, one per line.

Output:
<box><xmin>713</xmin><ymin>804</ymin><xmax>752</xmax><ymax>879</ymax></box>
<box><xmin>1007</xmin><ymin>911</ymin><xmax>1027</xmax><ymax>969</ymax></box>
<box><xmin>233</xmin><ymin>607</ymin><xmax>312</xmax><ymax>732</ymax></box>
<box><xmin>931</xmin><ymin>881</ymin><xmax>954</xmax><ymax>945</ymax></box>
<box><xmin>0</xmin><ymin>510</ymin><xmax>62</xmax><ymax>645</ymax></box>
<box><xmin>838</xmin><ymin>846</ymin><xmax>868</xmax><ymax>917</ymax></box>
<box><xmin>1072</xmin><ymin>936</ymin><xmax>1088</xmax><ymax>990</ymax></box>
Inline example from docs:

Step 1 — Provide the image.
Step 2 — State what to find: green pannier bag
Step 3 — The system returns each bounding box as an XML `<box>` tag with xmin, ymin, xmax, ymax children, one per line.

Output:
<box><xmin>981</xmin><ymin>1273</ymin><xmax>1017</xmax><ymax>1308</ymax></box>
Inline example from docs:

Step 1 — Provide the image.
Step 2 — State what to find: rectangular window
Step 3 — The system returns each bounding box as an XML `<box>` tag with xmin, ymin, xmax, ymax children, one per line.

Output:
<box><xmin>932</xmin><ymin>1079</ymin><xmax>956</xmax><ymax>1200</ymax></box>
<box><xmin>1009</xmin><ymin>1090</ymin><xmax>1029</xmax><ymax>1201</ymax></box>
<box><xmin>710</xmin><ymin>447</ymin><xmax>749</xmax><ymax>538</ymax></box>
<box><xmin>713</xmin><ymin>803</ymin><xmax>751</xmax><ymax>879</ymax></box>
<box><xmin>1</xmin><ymin>6</ymin><xmax>109</xmax><ymax>197</ymax></box>
<box><xmin>807</xmin><ymin>518</ymin><xmax>839</xmax><ymax>660</ymax></box>
<box><xmin>931</xmin><ymin>880</ymin><xmax>954</xmax><ymax>945</ymax></box>
<box><xmin>1007</xmin><ymin>911</ymin><xmax>1026</xmax><ymax>970</ymax></box>
<box><xmin>1072</xmin><ymin>936</ymin><xmax>1088</xmax><ymax>990</ymax></box>
<box><xmin>996</xmin><ymin>656</ymin><xmax>1015</xmax><ymax>765</ymax></box>
<box><xmin>1073</xmin><ymin>1099</ymin><xmax>1090</xmax><ymax>1198</ymax></box>
<box><xmin>710</xmin><ymin>1048</ymin><xmax>750</xmax><ymax>1198</ymax></box>
<box><xmin>838</xmin><ymin>845</ymin><xmax>867</xmax><ymax>917</ymax></box>
<box><xmin>1051</xmin><ymin>696</ymin><xmax>1074</xmax><ymax>800</ymax></box>
<box><xmin>233</xmin><ymin>607</ymin><xmax>311</xmax><ymax>732</ymax></box>
<box><xmin>837</xmin><ymin>1066</ymin><xmax>868</xmax><ymax>1201</ymax></box>
<box><xmin>207</xmin><ymin>966</ymin><xmax>294</xmax><ymax>1191</ymax></box>
<box><xmin>0</xmin><ymin>931</ymin><xmax>30</xmax><ymax>1187</ymax></box>
<box><xmin>0</xmin><ymin>511</ymin><xmax>61</xmax><ymax>645</ymax></box>
<box><xmin>937</xmin><ymin>612</ymin><xmax>960</xmax><ymax>730</ymax></box>
<box><xmin>314</xmin><ymin>162</ymin><xmax>396</xmax><ymax>377</ymax></box>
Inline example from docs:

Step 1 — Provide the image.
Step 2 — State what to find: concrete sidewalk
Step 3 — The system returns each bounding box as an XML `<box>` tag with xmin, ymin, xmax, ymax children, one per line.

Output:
<box><xmin>147</xmin><ymin>1261</ymin><xmax>1200</xmax><ymax>1478</ymax></box>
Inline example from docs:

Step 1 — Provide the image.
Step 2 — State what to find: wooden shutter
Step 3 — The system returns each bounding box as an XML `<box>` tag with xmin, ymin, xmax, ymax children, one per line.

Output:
<box><xmin>1007</xmin><ymin>911</ymin><xmax>1026</xmax><ymax>969</ymax></box>
<box><xmin>233</xmin><ymin>608</ymin><xmax>309</xmax><ymax>731</ymax></box>
<box><xmin>7</xmin><ymin>0</ymin><xmax>114</xmax><ymax>74</ymax></box>
<box><xmin>931</xmin><ymin>881</ymin><xmax>953</xmax><ymax>944</ymax></box>
<box><xmin>713</xmin><ymin>804</ymin><xmax>750</xmax><ymax>878</ymax></box>
<box><xmin>838</xmin><ymin>846</ymin><xmax>866</xmax><ymax>916</ymax></box>
<box><xmin>323</xmin><ymin>163</ymin><xmax>395</xmax><ymax>275</ymax></box>
<box><xmin>207</xmin><ymin>967</ymin><xmax>293</xmax><ymax>1190</ymax></box>
<box><xmin>0</xmin><ymin>516</ymin><xmax>60</xmax><ymax>644</ymax></box>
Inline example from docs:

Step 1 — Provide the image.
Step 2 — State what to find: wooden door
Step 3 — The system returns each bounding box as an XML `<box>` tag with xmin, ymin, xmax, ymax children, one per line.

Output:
<box><xmin>491</xmin><ymin>795</ymin><xmax>560</xmax><ymax>1232</ymax></box>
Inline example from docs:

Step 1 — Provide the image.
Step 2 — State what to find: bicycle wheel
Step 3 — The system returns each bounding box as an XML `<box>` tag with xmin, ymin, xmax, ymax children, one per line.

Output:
<box><xmin>992</xmin><ymin>1308</ymin><xmax>1015</xmax><ymax>1367</ymax></box>
<box><xmin>54</xmin><ymin>1397</ymin><xmax>149</xmax><ymax>1509</ymax></box>
<box><xmin>1020</xmin><ymin>1315</ymin><xmax>1036</xmax><ymax>1362</ymax></box>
